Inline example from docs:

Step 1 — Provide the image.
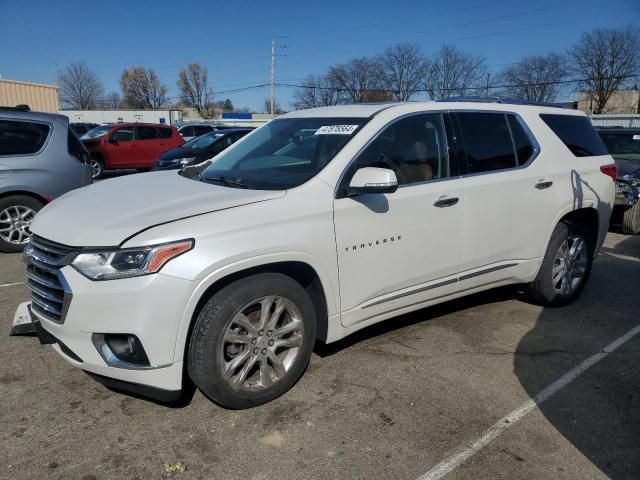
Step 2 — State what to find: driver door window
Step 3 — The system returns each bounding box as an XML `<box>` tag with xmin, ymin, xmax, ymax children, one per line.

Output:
<box><xmin>110</xmin><ymin>128</ymin><xmax>133</xmax><ymax>142</ymax></box>
<box><xmin>355</xmin><ymin>113</ymin><xmax>450</xmax><ymax>185</ymax></box>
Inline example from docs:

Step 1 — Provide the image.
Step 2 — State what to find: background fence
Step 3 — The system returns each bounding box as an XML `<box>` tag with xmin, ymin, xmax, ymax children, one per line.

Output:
<box><xmin>589</xmin><ymin>114</ymin><xmax>640</xmax><ymax>128</ymax></box>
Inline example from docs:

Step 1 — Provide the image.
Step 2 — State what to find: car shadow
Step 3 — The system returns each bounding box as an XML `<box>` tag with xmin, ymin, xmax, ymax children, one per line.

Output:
<box><xmin>513</xmin><ymin>233</ymin><xmax>640</xmax><ymax>479</ymax></box>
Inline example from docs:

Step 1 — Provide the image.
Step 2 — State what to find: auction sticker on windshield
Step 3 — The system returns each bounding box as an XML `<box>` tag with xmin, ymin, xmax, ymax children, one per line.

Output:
<box><xmin>315</xmin><ymin>125</ymin><xmax>359</xmax><ymax>135</ymax></box>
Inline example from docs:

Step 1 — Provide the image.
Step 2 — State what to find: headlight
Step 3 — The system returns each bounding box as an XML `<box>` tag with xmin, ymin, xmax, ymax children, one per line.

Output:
<box><xmin>71</xmin><ymin>239</ymin><xmax>193</xmax><ymax>280</ymax></box>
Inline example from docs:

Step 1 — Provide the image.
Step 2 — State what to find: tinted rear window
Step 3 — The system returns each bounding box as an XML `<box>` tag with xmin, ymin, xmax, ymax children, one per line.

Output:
<box><xmin>158</xmin><ymin>127</ymin><xmax>173</xmax><ymax>139</ymax></box>
<box><xmin>456</xmin><ymin>112</ymin><xmax>517</xmax><ymax>174</ymax></box>
<box><xmin>540</xmin><ymin>114</ymin><xmax>607</xmax><ymax>157</ymax></box>
<box><xmin>0</xmin><ymin>120</ymin><xmax>50</xmax><ymax>156</ymax></box>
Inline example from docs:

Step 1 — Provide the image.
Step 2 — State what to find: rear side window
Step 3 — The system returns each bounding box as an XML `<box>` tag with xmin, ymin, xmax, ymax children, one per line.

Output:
<box><xmin>180</xmin><ymin>126</ymin><xmax>194</xmax><ymax>137</ymax></box>
<box><xmin>194</xmin><ymin>125</ymin><xmax>213</xmax><ymax>136</ymax></box>
<box><xmin>158</xmin><ymin>127</ymin><xmax>173</xmax><ymax>139</ymax></box>
<box><xmin>136</xmin><ymin>126</ymin><xmax>158</xmax><ymax>140</ymax></box>
<box><xmin>540</xmin><ymin>114</ymin><xmax>607</xmax><ymax>157</ymax></box>
<box><xmin>456</xmin><ymin>112</ymin><xmax>517</xmax><ymax>174</ymax></box>
<box><xmin>68</xmin><ymin>128</ymin><xmax>88</xmax><ymax>162</ymax></box>
<box><xmin>0</xmin><ymin>120</ymin><xmax>50</xmax><ymax>156</ymax></box>
<box><xmin>507</xmin><ymin>115</ymin><xmax>535</xmax><ymax>165</ymax></box>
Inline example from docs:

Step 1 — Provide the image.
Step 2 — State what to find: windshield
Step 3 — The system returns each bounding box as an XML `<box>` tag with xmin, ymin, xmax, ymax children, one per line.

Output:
<box><xmin>600</xmin><ymin>132</ymin><xmax>640</xmax><ymax>162</ymax></box>
<box><xmin>200</xmin><ymin>118</ymin><xmax>366</xmax><ymax>189</ymax></box>
<box><xmin>81</xmin><ymin>125</ymin><xmax>113</xmax><ymax>140</ymax></box>
<box><xmin>183</xmin><ymin>132</ymin><xmax>225</xmax><ymax>149</ymax></box>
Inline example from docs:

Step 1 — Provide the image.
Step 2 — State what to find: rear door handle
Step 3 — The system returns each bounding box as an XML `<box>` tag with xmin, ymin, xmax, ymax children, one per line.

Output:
<box><xmin>535</xmin><ymin>180</ymin><xmax>553</xmax><ymax>189</ymax></box>
<box><xmin>433</xmin><ymin>197</ymin><xmax>459</xmax><ymax>207</ymax></box>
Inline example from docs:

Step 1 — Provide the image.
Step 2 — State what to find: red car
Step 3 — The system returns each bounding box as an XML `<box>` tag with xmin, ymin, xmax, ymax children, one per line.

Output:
<box><xmin>81</xmin><ymin>123</ymin><xmax>184</xmax><ymax>178</ymax></box>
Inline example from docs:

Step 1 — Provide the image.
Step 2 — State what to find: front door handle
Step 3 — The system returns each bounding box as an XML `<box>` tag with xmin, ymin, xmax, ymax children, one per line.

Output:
<box><xmin>433</xmin><ymin>197</ymin><xmax>459</xmax><ymax>207</ymax></box>
<box><xmin>535</xmin><ymin>180</ymin><xmax>553</xmax><ymax>189</ymax></box>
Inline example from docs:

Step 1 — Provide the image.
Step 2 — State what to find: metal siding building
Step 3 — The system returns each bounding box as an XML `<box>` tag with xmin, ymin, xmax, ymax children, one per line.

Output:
<box><xmin>59</xmin><ymin>109</ymin><xmax>183</xmax><ymax>125</ymax></box>
<box><xmin>0</xmin><ymin>79</ymin><xmax>59</xmax><ymax>112</ymax></box>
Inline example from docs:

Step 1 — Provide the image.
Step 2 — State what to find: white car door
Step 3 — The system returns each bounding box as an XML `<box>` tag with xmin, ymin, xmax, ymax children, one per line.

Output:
<box><xmin>453</xmin><ymin>111</ymin><xmax>561</xmax><ymax>290</ymax></box>
<box><xmin>333</xmin><ymin>112</ymin><xmax>464</xmax><ymax>328</ymax></box>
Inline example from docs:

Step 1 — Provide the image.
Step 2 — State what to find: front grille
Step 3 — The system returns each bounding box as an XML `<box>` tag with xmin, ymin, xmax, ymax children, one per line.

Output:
<box><xmin>26</xmin><ymin>235</ymin><xmax>75</xmax><ymax>324</ymax></box>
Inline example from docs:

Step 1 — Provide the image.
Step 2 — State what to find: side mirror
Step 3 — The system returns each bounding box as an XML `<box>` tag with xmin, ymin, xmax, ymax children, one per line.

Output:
<box><xmin>347</xmin><ymin>167</ymin><xmax>398</xmax><ymax>196</ymax></box>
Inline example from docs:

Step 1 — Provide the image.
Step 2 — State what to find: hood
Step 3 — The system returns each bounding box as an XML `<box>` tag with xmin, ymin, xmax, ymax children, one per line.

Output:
<box><xmin>31</xmin><ymin>171</ymin><xmax>285</xmax><ymax>246</ymax></box>
<box><xmin>614</xmin><ymin>158</ymin><xmax>640</xmax><ymax>179</ymax></box>
<box><xmin>159</xmin><ymin>146</ymin><xmax>207</xmax><ymax>162</ymax></box>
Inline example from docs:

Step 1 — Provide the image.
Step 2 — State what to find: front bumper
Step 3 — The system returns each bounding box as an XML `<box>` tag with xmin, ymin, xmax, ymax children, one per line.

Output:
<box><xmin>14</xmin><ymin>266</ymin><xmax>194</xmax><ymax>395</ymax></box>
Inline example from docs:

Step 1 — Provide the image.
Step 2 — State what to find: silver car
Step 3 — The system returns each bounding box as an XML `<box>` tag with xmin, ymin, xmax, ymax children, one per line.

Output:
<box><xmin>0</xmin><ymin>107</ymin><xmax>92</xmax><ymax>252</ymax></box>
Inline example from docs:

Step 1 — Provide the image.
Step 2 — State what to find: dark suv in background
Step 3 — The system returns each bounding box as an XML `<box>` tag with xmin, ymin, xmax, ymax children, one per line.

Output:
<box><xmin>0</xmin><ymin>107</ymin><xmax>92</xmax><ymax>252</ymax></box>
<box><xmin>81</xmin><ymin>123</ymin><xmax>183</xmax><ymax>178</ymax></box>
<box><xmin>596</xmin><ymin>127</ymin><xmax>640</xmax><ymax>234</ymax></box>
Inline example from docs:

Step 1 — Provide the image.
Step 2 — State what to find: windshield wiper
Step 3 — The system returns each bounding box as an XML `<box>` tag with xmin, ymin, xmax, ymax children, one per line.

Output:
<box><xmin>203</xmin><ymin>175</ymin><xmax>249</xmax><ymax>189</ymax></box>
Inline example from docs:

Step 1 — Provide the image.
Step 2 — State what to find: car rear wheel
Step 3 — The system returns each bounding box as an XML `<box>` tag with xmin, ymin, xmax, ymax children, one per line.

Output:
<box><xmin>91</xmin><ymin>158</ymin><xmax>104</xmax><ymax>179</ymax></box>
<box><xmin>525</xmin><ymin>221</ymin><xmax>592</xmax><ymax>306</ymax></box>
<box><xmin>0</xmin><ymin>195</ymin><xmax>43</xmax><ymax>253</ymax></box>
<box><xmin>188</xmin><ymin>273</ymin><xmax>317</xmax><ymax>409</ymax></box>
<box><xmin>622</xmin><ymin>203</ymin><xmax>640</xmax><ymax>235</ymax></box>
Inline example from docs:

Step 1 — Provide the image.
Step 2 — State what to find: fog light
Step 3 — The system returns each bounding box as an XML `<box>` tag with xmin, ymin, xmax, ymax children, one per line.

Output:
<box><xmin>92</xmin><ymin>333</ymin><xmax>151</xmax><ymax>368</ymax></box>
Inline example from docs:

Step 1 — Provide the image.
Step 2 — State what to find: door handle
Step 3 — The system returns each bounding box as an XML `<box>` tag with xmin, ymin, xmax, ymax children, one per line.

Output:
<box><xmin>433</xmin><ymin>197</ymin><xmax>459</xmax><ymax>207</ymax></box>
<box><xmin>535</xmin><ymin>180</ymin><xmax>553</xmax><ymax>189</ymax></box>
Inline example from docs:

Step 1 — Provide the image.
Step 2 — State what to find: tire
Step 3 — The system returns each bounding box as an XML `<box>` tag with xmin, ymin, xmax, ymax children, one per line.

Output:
<box><xmin>91</xmin><ymin>158</ymin><xmax>104</xmax><ymax>179</ymax></box>
<box><xmin>525</xmin><ymin>221</ymin><xmax>592</xmax><ymax>306</ymax></box>
<box><xmin>0</xmin><ymin>195</ymin><xmax>43</xmax><ymax>253</ymax></box>
<box><xmin>188</xmin><ymin>273</ymin><xmax>317</xmax><ymax>409</ymax></box>
<box><xmin>622</xmin><ymin>202</ymin><xmax>640</xmax><ymax>235</ymax></box>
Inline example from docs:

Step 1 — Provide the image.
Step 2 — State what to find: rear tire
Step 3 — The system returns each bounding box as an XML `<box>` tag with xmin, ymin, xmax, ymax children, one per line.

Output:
<box><xmin>525</xmin><ymin>221</ymin><xmax>592</xmax><ymax>306</ymax></box>
<box><xmin>91</xmin><ymin>158</ymin><xmax>104</xmax><ymax>179</ymax></box>
<box><xmin>187</xmin><ymin>273</ymin><xmax>317</xmax><ymax>409</ymax></box>
<box><xmin>622</xmin><ymin>203</ymin><xmax>640</xmax><ymax>235</ymax></box>
<box><xmin>0</xmin><ymin>195</ymin><xmax>43</xmax><ymax>253</ymax></box>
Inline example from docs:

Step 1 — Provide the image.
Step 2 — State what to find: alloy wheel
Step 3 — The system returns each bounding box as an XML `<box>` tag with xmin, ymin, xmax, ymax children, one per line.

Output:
<box><xmin>552</xmin><ymin>235</ymin><xmax>588</xmax><ymax>296</ymax></box>
<box><xmin>220</xmin><ymin>295</ymin><xmax>304</xmax><ymax>391</ymax></box>
<box><xmin>91</xmin><ymin>159</ymin><xmax>102</xmax><ymax>178</ymax></box>
<box><xmin>0</xmin><ymin>205</ymin><xmax>36</xmax><ymax>245</ymax></box>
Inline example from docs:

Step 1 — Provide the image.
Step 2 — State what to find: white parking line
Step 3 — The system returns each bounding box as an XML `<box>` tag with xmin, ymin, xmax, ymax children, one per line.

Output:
<box><xmin>0</xmin><ymin>282</ymin><xmax>24</xmax><ymax>288</ymax></box>
<box><xmin>418</xmin><ymin>323</ymin><xmax>640</xmax><ymax>480</ymax></box>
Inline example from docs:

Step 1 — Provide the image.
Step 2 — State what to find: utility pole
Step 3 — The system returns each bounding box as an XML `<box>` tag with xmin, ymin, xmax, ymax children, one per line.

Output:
<box><xmin>270</xmin><ymin>38</ymin><xmax>276</xmax><ymax>115</ymax></box>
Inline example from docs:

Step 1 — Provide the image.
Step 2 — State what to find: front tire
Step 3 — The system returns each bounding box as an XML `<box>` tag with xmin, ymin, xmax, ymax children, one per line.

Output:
<box><xmin>187</xmin><ymin>273</ymin><xmax>317</xmax><ymax>409</ymax></box>
<box><xmin>0</xmin><ymin>195</ymin><xmax>43</xmax><ymax>253</ymax></box>
<box><xmin>622</xmin><ymin>203</ymin><xmax>640</xmax><ymax>235</ymax></box>
<box><xmin>525</xmin><ymin>221</ymin><xmax>592</xmax><ymax>306</ymax></box>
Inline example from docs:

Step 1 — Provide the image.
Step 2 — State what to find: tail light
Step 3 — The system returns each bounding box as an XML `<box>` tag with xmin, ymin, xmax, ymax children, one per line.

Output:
<box><xmin>600</xmin><ymin>164</ymin><xmax>617</xmax><ymax>182</ymax></box>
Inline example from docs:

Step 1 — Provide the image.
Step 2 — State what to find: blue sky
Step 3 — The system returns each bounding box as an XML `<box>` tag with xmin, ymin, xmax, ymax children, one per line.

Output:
<box><xmin>1</xmin><ymin>0</ymin><xmax>638</xmax><ymax>111</ymax></box>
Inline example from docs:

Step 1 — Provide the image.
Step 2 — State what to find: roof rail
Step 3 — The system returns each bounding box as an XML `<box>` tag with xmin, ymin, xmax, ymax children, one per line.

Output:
<box><xmin>438</xmin><ymin>96</ymin><xmax>568</xmax><ymax>108</ymax></box>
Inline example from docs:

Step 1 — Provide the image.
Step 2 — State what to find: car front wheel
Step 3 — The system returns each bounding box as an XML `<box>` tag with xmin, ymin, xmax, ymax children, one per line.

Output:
<box><xmin>91</xmin><ymin>158</ymin><xmax>104</xmax><ymax>179</ymax></box>
<box><xmin>0</xmin><ymin>195</ymin><xmax>43</xmax><ymax>253</ymax></box>
<box><xmin>188</xmin><ymin>273</ymin><xmax>317</xmax><ymax>409</ymax></box>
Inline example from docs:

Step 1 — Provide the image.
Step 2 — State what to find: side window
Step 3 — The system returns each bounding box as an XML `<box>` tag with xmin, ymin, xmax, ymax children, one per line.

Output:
<box><xmin>507</xmin><ymin>115</ymin><xmax>535</xmax><ymax>165</ymax></box>
<box><xmin>136</xmin><ymin>126</ymin><xmax>158</xmax><ymax>140</ymax></box>
<box><xmin>0</xmin><ymin>120</ymin><xmax>50</xmax><ymax>156</ymax></box>
<box><xmin>157</xmin><ymin>127</ymin><xmax>173</xmax><ymax>139</ymax></box>
<box><xmin>456</xmin><ymin>112</ymin><xmax>517</xmax><ymax>174</ymax></box>
<box><xmin>180</xmin><ymin>126</ymin><xmax>194</xmax><ymax>137</ymax></box>
<box><xmin>111</xmin><ymin>128</ymin><xmax>134</xmax><ymax>142</ymax></box>
<box><xmin>355</xmin><ymin>113</ymin><xmax>450</xmax><ymax>185</ymax></box>
<box><xmin>540</xmin><ymin>114</ymin><xmax>608</xmax><ymax>157</ymax></box>
<box><xmin>194</xmin><ymin>126</ymin><xmax>212</xmax><ymax>136</ymax></box>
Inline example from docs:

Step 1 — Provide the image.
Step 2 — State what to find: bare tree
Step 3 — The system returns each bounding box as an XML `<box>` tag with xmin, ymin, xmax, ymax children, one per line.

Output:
<box><xmin>292</xmin><ymin>74</ymin><xmax>345</xmax><ymax>110</ymax></box>
<box><xmin>500</xmin><ymin>53</ymin><xmax>568</xmax><ymax>102</ymax></box>
<box><xmin>58</xmin><ymin>62</ymin><xmax>104</xmax><ymax>109</ymax></box>
<box><xmin>263</xmin><ymin>99</ymin><xmax>284</xmax><ymax>114</ymax></box>
<box><xmin>120</xmin><ymin>67</ymin><xmax>168</xmax><ymax>109</ymax></box>
<box><xmin>105</xmin><ymin>92</ymin><xmax>121</xmax><ymax>109</ymax></box>
<box><xmin>177</xmin><ymin>63</ymin><xmax>215</xmax><ymax>118</ymax></box>
<box><xmin>569</xmin><ymin>27</ymin><xmax>640</xmax><ymax>114</ymax></box>
<box><xmin>424</xmin><ymin>45</ymin><xmax>487</xmax><ymax>100</ymax></box>
<box><xmin>328</xmin><ymin>57</ymin><xmax>391</xmax><ymax>103</ymax></box>
<box><xmin>378</xmin><ymin>43</ymin><xmax>429</xmax><ymax>101</ymax></box>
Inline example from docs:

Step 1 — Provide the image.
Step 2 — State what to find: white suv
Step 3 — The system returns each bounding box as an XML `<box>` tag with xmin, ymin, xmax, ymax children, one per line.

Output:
<box><xmin>14</xmin><ymin>101</ymin><xmax>616</xmax><ymax>408</ymax></box>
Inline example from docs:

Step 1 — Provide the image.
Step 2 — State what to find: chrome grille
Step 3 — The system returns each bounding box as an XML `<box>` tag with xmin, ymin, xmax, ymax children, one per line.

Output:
<box><xmin>26</xmin><ymin>235</ymin><xmax>75</xmax><ymax>324</ymax></box>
